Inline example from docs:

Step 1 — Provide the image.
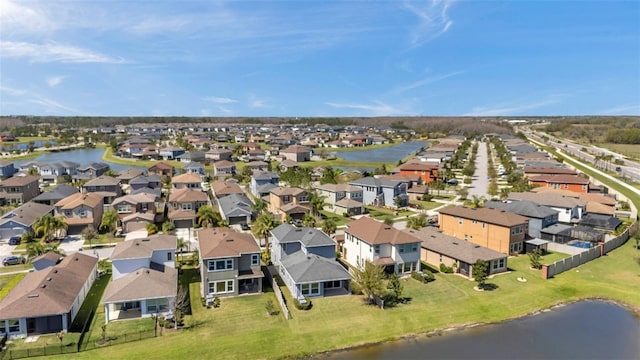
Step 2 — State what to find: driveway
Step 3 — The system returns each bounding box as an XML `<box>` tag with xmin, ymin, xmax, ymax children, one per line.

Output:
<box><xmin>468</xmin><ymin>141</ymin><xmax>490</xmax><ymax>200</ymax></box>
<box><xmin>176</xmin><ymin>228</ymin><xmax>198</xmax><ymax>251</ymax></box>
<box><xmin>58</xmin><ymin>235</ymin><xmax>85</xmax><ymax>255</ymax></box>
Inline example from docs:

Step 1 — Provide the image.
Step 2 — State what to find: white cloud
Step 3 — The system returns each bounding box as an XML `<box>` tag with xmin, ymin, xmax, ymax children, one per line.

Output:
<box><xmin>203</xmin><ymin>96</ymin><xmax>238</xmax><ymax>104</ymax></box>
<box><xmin>28</xmin><ymin>97</ymin><xmax>82</xmax><ymax>114</ymax></box>
<box><xmin>326</xmin><ymin>101</ymin><xmax>408</xmax><ymax>116</ymax></box>
<box><xmin>46</xmin><ymin>76</ymin><xmax>65</xmax><ymax>87</ymax></box>
<box><xmin>404</xmin><ymin>0</ymin><xmax>454</xmax><ymax>47</ymax></box>
<box><xmin>464</xmin><ymin>98</ymin><xmax>561</xmax><ymax>116</ymax></box>
<box><xmin>0</xmin><ymin>41</ymin><xmax>126</xmax><ymax>64</ymax></box>
<box><xmin>394</xmin><ymin>70</ymin><xmax>464</xmax><ymax>93</ymax></box>
<box><xmin>0</xmin><ymin>86</ymin><xmax>26</xmax><ymax>96</ymax></box>
<box><xmin>218</xmin><ymin>107</ymin><xmax>233</xmax><ymax>114</ymax></box>
<box><xmin>249</xmin><ymin>94</ymin><xmax>270</xmax><ymax>108</ymax></box>
<box><xmin>0</xmin><ymin>0</ymin><xmax>58</xmax><ymax>35</ymax></box>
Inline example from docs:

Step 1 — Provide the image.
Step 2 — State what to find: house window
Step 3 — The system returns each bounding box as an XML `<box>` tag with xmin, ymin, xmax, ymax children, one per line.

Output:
<box><xmin>181</xmin><ymin>203</ymin><xmax>193</xmax><ymax>211</ymax></box>
<box><xmin>482</xmin><ymin>223</ymin><xmax>486</xmax><ymax>229</ymax></box>
<box><xmin>8</xmin><ymin>319</ymin><xmax>19</xmax><ymax>333</ymax></box>
<box><xmin>301</xmin><ymin>283</ymin><xmax>320</xmax><ymax>296</ymax></box>
<box><xmin>511</xmin><ymin>226</ymin><xmax>523</xmax><ymax>235</ymax></box>
<box><xmin>398</xmin><ymin>243</ymin><xmax>418</xmax><ymax>253</ymax></box>
<box><xmin>117</xmin><ymin>204</ymin><xmax>131</xmax><ymax>213</ymax></box>
<box><xmin>167</xmin><ymin>252</ymin><xmax>173</xmax><ymax>261</ymax></box>
<box><xmin>493</xmin><ymin>258</ymin><xmax>505</xmax><ymax>270</ymax></box>
<box><xmin>208</xmin><ymin>280</ymin><xmax>234</xmax><ymax>295</ymax></box>
<box><xmin>374</xmin><ymin>245</ymin><xmax>380</xmax><ymax>254</ymax></box>
<box><xmin>464</xmin><ymin>234</ymin><xmax>468</xmax><ymax>241</ymax></box>
<box><xmin>282</xmin><ymin>195</ymin><xmax>290</xmax><ymax>203</ymax></box>
<box><xmin>251</xmin><ymin>254</ymin><xmax>260</xmax><ymax>266</ymax></box>
<box><xmin>64</xmin><ymin>209</ymin><xmax>72</xmax><ymax>216</ymax></box>
<box><xmin>0</xmin><ymin>320</ymin><xmax>4</xmax><ymax>334</ymax></box>
<box><xmin>208</xmin><ymin>259</ymin><xmax>233</xmax><ymax>271</ymax></box>
<box><xmin>472</xmin><ymin>220</ymin><xmax>477</xmax><ymax>224</ymax></box>
<box><xmin>458</xmin><ymin>218</ymin><xmax>463</xmax><ymax>225</ymax></box>
<box><xmin>79</xmin><ymin>209</ymin><xmax>87</xmax><ymax>218</ymax></box>
<box><xmin>147</xmin><ymin>298</ymin><xmax>169</xmax><ymax>313</ymax></box>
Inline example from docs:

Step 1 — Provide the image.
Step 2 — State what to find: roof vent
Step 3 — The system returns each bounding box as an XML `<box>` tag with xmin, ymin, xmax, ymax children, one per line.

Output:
<box><xmin>75</xmin><ymin>257</ymin><xmax>79</xmax><ymax>261</ymax></box>
<box><xmin>226</xmin><ymin>239</ymin><xmax>234</xmax><ymax>242</ymax></box>
<box><xmin>28</xmin><ymin>294</ymin><xmax>39</xmax><ymax>298</ymax></box>
<box><xmin>54</xmin><ymin>269</ymin><xmax>58</xmax><ymax>274</ymax></box>
<box><xmin>146</xmin><ymin>270</ymin><xmax>150</xmax><ymax>274</ymax></box>
<box><xmin>47</xmin><ymin>277</ymin><xmax>52</xmax><ymax>281</ymax></box>
<box><xmin>40</xmin><ymin>284</ymin><xmax>46</xmax><ymax>288</ymax></box>
<box><xmin>142</xmin><ymin>238</ymin><xmax>150</xmax><ymax>242</ymax></box>
<box><xmin>453</xmin><ymin>242</ymin><xmax>458</xmax><ymax>245</ymax></box>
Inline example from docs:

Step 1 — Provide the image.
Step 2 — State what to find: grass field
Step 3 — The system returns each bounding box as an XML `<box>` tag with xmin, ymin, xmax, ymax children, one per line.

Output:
<box><xmin>0</xmin><ymin>273</ymin><xmax>26</xmax><ymax>301</ymax></box>
<box><xmin>598</xmin><ymin>143</ymin><xmax>640</xmax><ymax>161</ymax></box>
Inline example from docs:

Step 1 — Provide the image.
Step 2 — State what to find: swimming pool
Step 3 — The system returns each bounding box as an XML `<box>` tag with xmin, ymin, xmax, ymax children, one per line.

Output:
<box><xmin>568</xmin><ymin>240</ymin><xmax>592</xmax><ymax>249</ymax></box>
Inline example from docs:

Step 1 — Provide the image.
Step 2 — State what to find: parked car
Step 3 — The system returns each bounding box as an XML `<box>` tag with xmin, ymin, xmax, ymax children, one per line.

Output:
<box><xmin>241</xmin><ymin>223</ymin><xmax>250</xmax><ymax>231</ymax></box>
<box><xmin>3</xmin><ymin>255</ymin><xmax>25</xmax><ymax>266</ymax></box>
<box><xmin>8</xmin><ymin>236</ymin><xmax>21</xmax><ymax>245</ymax></box>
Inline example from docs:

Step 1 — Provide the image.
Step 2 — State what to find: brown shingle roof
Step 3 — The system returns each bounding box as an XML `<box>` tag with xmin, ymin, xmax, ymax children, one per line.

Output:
<box><xmin>438</xmin><ymin>205</ymin><xmax>529</xmax><ymax>227</ymax></box>
<box><xmin>211</xmin><ymin>181</ymin><xmax>243</xmax><ymax>197</ymax></box>
<box><xmin>111</xmin><ymin>234</ymin><xmax>176</xmax><ymax>260</ymax></box>
<box><xmin>171</xmin><ymin>172</ymin><xmax>202</xmax><ymax>183</ymax></box>
<box><xmin>1</xmin><ymin>175</ymin><xmax>39</xmax><ymax>186</ymax></box>
<box><xmin>315</xmin><ymin>183</ymin><xmax>361</xmax><ymax>193</ymax></box>
<box><xmin>103</xmin><ymin>266</ymin><xmax>177</xmax><ymax>303</ymax></box>
<box><xmin>579</xmin><ymin>193</ymin><xmax>617</xmax><ymax>206</ymax></box>
<box><xmin>213</xmin><ymin>160</ymin><xmax>235</xmax><ymax>168</ymax></box>
<box><xmin>84</xmin><ymin>175</ymin><xmax>120</xmax><ymax>187</ymax></box>
<box><xmin>399</xmin><ymin>161</ymin><xmax>439</xmax><ymax>171</ymax></box>
<box><xmin>0</xmin><ymin>253</ymin><xmax>97</xmax><ymax>319</ymax></box>
<box><xmin>529</xmin><ymin>174</ymin><xmax>590</xmax><ymax>185</ymax></box>
<box><xmin>270</xmin><ymin>187</ymin><xmax>306</xmax><ymax>197</ymax></box>
<box><xmin>55</xmin><ymin>192</ymin><xmax>104</xmax><ymax>210</ymax></box>
<box><xmin>415</xmin><ymin>227</ymin><xmax>506</xmax><ymax>264</ymax></box>
<box><xmin>168</xmin><ymin>188</ymin><xmax>208</xmax><ymax>203</ymax></box>
<box><xmin>281</xmin><ymin>145</ymin><xmax>311</xmax><ymax>153</ymax></box>
<box><xmin>149</xmin><ymin>162</ymin><xmax>173</xmax><ymax>170</ymax></box>
<box><xmin>523</xmin><ymin>167</ymin><xmax>578</xmax><ymax>175</ymax></box>
<box><xmin>198</xmin><ymin>227</ymin><xmax>260</xmax><ymax>259</ymax></box>
<box><xmin>345</xmin><ymin>216</ymin><xmax>421</xmax><ymax>245</ymax></box>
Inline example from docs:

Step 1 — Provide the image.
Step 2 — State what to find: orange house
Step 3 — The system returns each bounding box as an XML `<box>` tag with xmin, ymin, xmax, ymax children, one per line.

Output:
<box><xmin>528</xmin><ymin>174</ymin><xmax>590</xmax><ymax>193</ymax></box>
<box><xmin>438</xmin><ymin>205</ymin><xmax>529</xmax><ymax>255</ymax></box>
<box><xmin>398</xmin><ymin>161</ymin><xmax>439</xmax><ymax>184</ymax></box>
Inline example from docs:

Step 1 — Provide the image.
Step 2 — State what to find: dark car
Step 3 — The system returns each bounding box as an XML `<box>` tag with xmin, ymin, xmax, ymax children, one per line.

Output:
<box><xmin>241</xmin><ymin>223</ymin><xmax>250</xmax><ymax>231</ymax></box>
<box><xmin>8</xmin><ymin>236</ymin><xmax>21</xmax><ymax>245</ymax></box>
<box><xmin>3</xmin><ymin>256</ymin><xmax>25</xmax><ymax>266</ymax></box>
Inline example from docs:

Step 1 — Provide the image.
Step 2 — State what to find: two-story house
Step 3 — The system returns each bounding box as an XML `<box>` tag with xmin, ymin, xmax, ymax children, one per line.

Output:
<box><xmin>171</xmin><ymin>173</ymin><xmax>202</xmax><ymax>190</ymax></box>
<box><xmin>205</xmin><ymin>148</ymin><xmax>233</xmax><ymax>163</ymax></box>
<box><xmin>438</xmin><ymin>205</ymin><xmax>529</xmax><ymax>255</ymax></box>
<box><xmin>176</xmin><ymin>151</ymin><xmax>205</xmax><ymax>164</ymax></box>
<box><xmin>217</xmin><ymin>193</ymin><xmax>253</xmax><ymax>226</ymax></box>
<box><xmin>343</xmin><ymin>216</ymin><xmax>421</xmax><ymax>274</ymax></box>
<box><xmin>508</xmin><ymin>192</ymin><xmax>586</xmax><ymax>224</ymax></box>
<box><xmin>211</xmin><ymin>180</ymin><xmax>244</xmax><ymax>199</ymax></box>
<box><xmin>314</xmin><ymin>183</ymin><xmax>363</xmax><ymax>216</ymax></box>
<box><xmin>103</xmin><ymin>234</ymin><xmax>177</xmax><ymax>323</ymax></box>
<box><xmin>348</xmin><ymin>177</ymin><xmax>408</xmax><ymax>208</ymax></box>
<box><xmin>54</xmin><ymin>192</ymin><xmax>105</xmax><ymax>235</ymax></box>
<box><xmin>528</xmin><ymin>174</ymin><xmax>590</xmax><ymax>193</ymax></box>
<box><xmin>168</xmin><ymin>188</ymin><xmax>209</xmax><ymax>228</ymax></box>
<box><xmin>33</xmin><ymin>184</ymin><xmax>79</xmax><ymax>206</ymax></box>
<box><xmin>271</xmin><ymin>224</ymin><xmax>351</xmax><ymax>299</ymax></box>
<box><xmin>0</xmin><ymin>201</ymin><xmax>54</xmax><ymax>239</ymax></box>
<box><xmin>158</xmin><ymin>147</ymin><xmax>185</xmax><ymax>161</ymax></box>
<box><xmin>268</xmin><ymin>187</ymin><xmax>310</xmax><ymax>222</ymax></box>
<box><xmin>148</xmin><ymin>162</ymin><xmax>175</xmax><ymax>177</ymax></box>
<box><xmin>83</xmin><ymin>176</ymin><xmax>122</xmax><ymax>198</ymax></box>
<box><xmin>112</xmin><ymin>193</ymin><xmax>159</xmax><ymax>233</ymax></box>
<box><xmin>486</xmin><ymin>200</ymin><xmax>559</xmax><ymax>238</ymax></box>
<box><xmin>73</xmin><ymin>162</ymin><xmax>110</xmax><ymax>181</ymax></box>
<box><xmin>250</xmin><ymin>172</ymin><xmax>279</xmax><ymax>198</ymax></box>
<box><xmin>198</xmin><ymin>227</ymin><xmax>263</xmax><ymax>299</ymax></box>
<box><xmin>0</xmin><ymin>161</ymin><xmax>15</xmax><ymax>179</ymax></box>
<box><xmin>129</xmin><ymin>174</ymin><xmax>162</xmax><ymax>192</ymax></box>
<box><xmin>213</xmin><ymin>160</ymin><xmax>236</xmax><ymax>177</ymax></box>
<box><xmin>38</xmin><ymin>163</ymin><xmax>66</xmax><ymax>185</ymax></box>
<box><xmin>245</xmin><ymin>161</ymin><xmax>269</xmax><ymax>173</ymax></box>
<box><xmin>116</xmin><ymin>168</ymin><xmax>145</xmax><ymax>185</ymax></box>
<box><xmin>0</xmin><ymin>175</ymin><xmax>40</xmax><ymax>205</ymax></box>
<box><xmin>182</xmin><ymin>162</ymin><xmax>205</xmax><ymax>176</ymax></box>
<box><xmin>397</xmin><ymin>160</ymin><xmax>440</xmax><ymax>184</ymax></box>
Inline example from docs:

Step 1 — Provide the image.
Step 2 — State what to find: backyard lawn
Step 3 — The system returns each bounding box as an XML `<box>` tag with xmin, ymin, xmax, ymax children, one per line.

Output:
<box><xmin>0</xmin><ymin>273</ymin><xmax>26</xmax><ymax>300</ymax></box>
<box><xmin>40</xmin><ymin>237</ymin><xmax>640</xmax><ymax>360</ymax></box>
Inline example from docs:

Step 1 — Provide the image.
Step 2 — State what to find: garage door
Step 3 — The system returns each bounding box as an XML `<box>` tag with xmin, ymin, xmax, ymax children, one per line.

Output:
<box><xmin>174</xmin><ymin>219</ymin><xmax>194</xmax><ymax>229</ymax></box>
<box><xmin>126</xmin><ymin>221</ymin><xmax>148</xmax><ymax>233</ymax></box>
<box><xmin>0</xmin><ymin>228</ymin><xmax>24</xmax><ymax>241</ymax></box>
<box><xmin>227</xmin><ymin>216</ymin><xmax>246</xmax><ymax>226</ymax></box>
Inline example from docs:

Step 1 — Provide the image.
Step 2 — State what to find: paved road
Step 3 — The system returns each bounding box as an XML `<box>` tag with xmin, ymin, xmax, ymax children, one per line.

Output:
<box><xmin>467</xmin><ymin>141</ymin><xmax>490</xmax><ymax>200</ymax></box>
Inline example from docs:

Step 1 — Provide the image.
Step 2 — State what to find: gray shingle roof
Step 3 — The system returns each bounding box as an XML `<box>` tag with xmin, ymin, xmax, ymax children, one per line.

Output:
<box><xmin>0</xmin><ymin>201</ymin><xmax>54</xmax><ymax>227</ymax></box>
<box><xmin>103</xmin><ymin>265</ymin><xmax>177</xmax><ymax>303</ymax></box>
<box><xmin>33</xmin><ymin>184</ymin><xmax>79</xmax><ymax>202</ymax></box>
<box><xmin>271</xmin><ymin>223</ymin><xmax>335</xmax><ymax>247</ymax></box>
<box><xmin>416</xmin><ymin>227</ymin><xmax>506</xmax><ymax>264</ymax></box>
<box><xmin>349</xmin><ymin>176</ymin><xmax>400</xmax><ymax>188</ymax></box>
<box><xmin>218</xmin><ymin>193</ymin><xmax>252</xmax><ymax>218</ymax></box>
<box><xmin>579</xmin><ymin>214</ymin><xmax>622</xmax><ymax>230</ymax></box>
<box><xmin>485</xmin><ymin>200</ymin><xmax>559</xmax><ymax>219</ymax></box>
<box><xmin>280</xmin><ymin>252</ymin><xmax>350</xmax><ymax>283</ymax></box>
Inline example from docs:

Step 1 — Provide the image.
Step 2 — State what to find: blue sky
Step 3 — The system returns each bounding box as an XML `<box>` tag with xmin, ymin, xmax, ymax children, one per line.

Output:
<box><xmin>1</xmin><ymin>0</ymin><xmax>639</xmax><ymax>117</ymax></box>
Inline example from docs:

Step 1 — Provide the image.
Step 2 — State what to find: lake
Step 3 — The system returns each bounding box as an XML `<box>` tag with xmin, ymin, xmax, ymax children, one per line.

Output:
<box><xmin>324</xmin><ymin>301</ymin><xmax>640</xmax><ymax>360</ymax></box>
<box><xmin>338</xmin><ymin>141</ymin><xmax>429</xmax><ymax>163</ymax></box>
<box><xmin>14</xmin><ymin>148</ymin><xmax>146</xmax><ymax>172</ymax></box>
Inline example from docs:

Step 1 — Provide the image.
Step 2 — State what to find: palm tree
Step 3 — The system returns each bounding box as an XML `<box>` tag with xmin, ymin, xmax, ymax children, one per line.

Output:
<box><xmin>100</xmin><ymin>209</ymin><xmax>119</xmax><ymax>234</ymax></box>
<box><xmin>407</xmin><ymin>214</ymin><xmax>428</xmax><ymax>230</ymax></box>
<box><xmin>177</xmin><ymin>238</ymin><xmax>186</xmax><ymax>264</ymax></box>
<box><xmin>302</xmin><ymin>214</ymin><xmax>316</xmax><ymax>228</ymax></box>
<box><xmin>309</xmin><ymin>192</ymin><xmax>327</xmax><ymax>217</ymax></box>
<box><xmin>146</xmin><ymin>223</ymin><xmax>158</xmax><ymax>235</ymax></box>
<box><xmin>51</xmin><ymin>216</ymin><xmax>68</xmax><ymax>241</ymax></box>
<box><xmin>251</xmin><ymin>198</ymin><xmax>267</xmax><ymax>215</ymax></box>
<box><xmin>321</xmin><ymin>218</ymin><xmax>337</xmax><ymax>236</ymax></box>
<box><xmin>26</xmin><ymin>242</ymin><xmax>45</xmax><ymax>257</ymax></box>
<box><xmin>196</xmin><ymin>205</ymin><xmax>223</xmax><ymax>228</ymax></box>
<box><xmin>254</xmin><ymin>212</ymin><xmax>278</xmax><ymax>251</ymax></box>
<box><xmin>471</xmin><ymin>195</ymin><xmax>486</xmax><ymax>208</ymax></box>
<box><xmin>34</xmin><ymin>214</ymin><xmax>67</xmax><ymax>243</ymax></box>
<box><xmin>320</xmin><ymin>167</ymin><xmax>339</xmax><ymax>184</ymax></box>
<box><xmin>162</xmin><ymin>221</ymin><xmax>176</xmax><ymax>234</ymax></box>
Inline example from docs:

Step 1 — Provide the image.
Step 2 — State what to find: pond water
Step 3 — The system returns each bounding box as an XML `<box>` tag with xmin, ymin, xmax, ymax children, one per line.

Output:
<box><xmin>337</xmin><ymin>141</ymin><xmax>429</xmax><ymax>163</ymax></box>
<box><xmin>13</xmin><ymin>148</ymin><xmax>146</xmax><ymax>172</ymax></box>
<box><xmin>325</xmin><ymin>301</ymin><xmax>640</xmax><ymax>360</ymax></box>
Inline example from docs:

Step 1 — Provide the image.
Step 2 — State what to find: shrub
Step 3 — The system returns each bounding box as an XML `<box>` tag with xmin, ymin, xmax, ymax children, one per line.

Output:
<box><xmin>265</xmin><ymin>300</ymin><xmax>278</xmax><ymax>315</ymax></box>
<box><xmin>350</xmin><ymin>281</ymin><xmax>363</xmax><ymax>295</ymax></box>
<box><xmin>294</xmin><ymin>296</ymin><xmax>312</xmax><ymax>310</ymax></box>
<box><xmin>213</xmin><ymin>296</ymin><xmax>221</xmax><ymax>308</ymax></box>
<box><xmin>439</xmin><ymin>263</ymin><xmax>454</xmax><ymax>273</ymax></box>
<box><xmin>411</xmin><ymin>271</ymin><xmax>435</xmax><ymax>284</ymax></box>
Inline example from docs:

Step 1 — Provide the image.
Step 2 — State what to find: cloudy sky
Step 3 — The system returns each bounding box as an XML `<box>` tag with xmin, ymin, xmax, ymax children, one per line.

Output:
<box><xmin>1</xmin><ymin>0</ymin><xmax>639</xmax><ymax>117</ymax></box>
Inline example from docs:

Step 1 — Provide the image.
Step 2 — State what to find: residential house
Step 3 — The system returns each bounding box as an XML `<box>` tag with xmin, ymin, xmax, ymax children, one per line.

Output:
<box><xmin>205</xmin><ymin>148</ymin><xmax>233</xmax><ymax>163</ymax></box>
<box><xmin>241</xmin><ymin>142</ymin><xmax>261</xmax><ymax>154</ymax></box>
<box><xmin>0</xmin><ymin>161</ymin><xmax>15</xmax><ymax>179</ymax></box>
<box><xmin>213</xmin><ymin>160</ymin><xmax>236</xmax><ymax>177</ymax></box>
<box><xmin>508</xmin><ymin>192</ymin><xmax>586</xmax><ymax>224</ymax></box>
<box><xmin>103</xmin><ymin>234</ymin><xmax>177</xmax><ymax>323</ymax></box>
<box><xmin>397</xmin><ymin>160</ymin><xmax>440</xmax><ymax>184</ymax></box>
<box><xmin>528</xmin><ymin>174</ymin><xmax>590</xmax><ymax>193</ymax></box>
<box><xmin>0</xmin><ymin>252</ymin><xmax>98</xmax><ymax>339</ymax></box>
<box><xmin>485</xmin><ymin>200</ymin><xmax>559</xmax><ymax>238</ymax></box>
<box><xmin>539</xmin><ymin>223</ymin><xmax>574</xmax><ymax>244</ymax></box>
<box><xmin>129</xmin><ymin>174</ymin><xmax>162</xmax><ymax>192</ymax></box>
<box><xmin>245</xmin><ymin>161</ymin><xmax>269</xmax><ymax>173</ymax></box>
<box><xmin>348</xmin><ymin>177</ymin><xmax>408</xmax><ymax>208</ymax></box>
<box><xmin>37</xmin><ymin>163</ymin><xmax>65</xmax><ymax>185</ymax></box>
<box><xmin>268</xmin><ymin>187</ymin><xmax>310</xmax><ymax>222</ymax></box>
<box><xmin>158</xmin><ymin>147</ymin><xmax>185</xmax><ymax>161</ymax></box>
<box><xmin>0</xmin><ymin>132</ymin><xmax>17</xmax><ymax>142</ymax></box>
<box><xmin>314</xmin><ymin>183</ymin><xmax>364</xmax><ymax>216</ymax></box>
<box><xmin>31</xmin><ymin>251</ymin><xmax>62</xmax><ymax>271</ymax></box>
<box><xmin>182</xmin><ymin>162</ymin><xmax>206</xmax><ymax>176</ymax></box>
<box><xmin>343</xmin><ymin>216</ymin><xmax>421</xmax><ymax>274</ymax></box>
<box><xmin>0</xmin><ymin>202</ymin><xmax>53</xmax><ymax>239</ymax></box>
<box><xmin>281</xmin><ymin>145</ymin><xmax>312</xmax><ymax>162</ymax></box>
<box><xmin>0</xmin><ymin>175</ymin><xmax>40</xmax><ymax>205</ymax></box>
<box><xmin>438</xmin><ymin>205</ymin><xmax>529</xmax><ymax>255</ymax></box>
<box><xmin>217</xmin><ymin>193</ymin><xmax>253</xmax><ymax>226</ymax></box>
<box><xmin>270</xmin><ymin>224</ymin><xmax>350</xmax><ymax>299</ymax></box>
<box><xmin>578</xmin><ymin>213</ymin><xmax>622</xmax><ymax>233</ymax></box>
<box><xmin>278</xmin><ymin>159</ymin><xmax>299</xmax><ymax>173</ymax></box>
<box><xmin>33</xmin><ymin>184</ymin><xmax>79</xmax><ymax>206</ymax></box>
<box><xmin>116</xmin><ymin>168</ymin><xmax>145</xmax><ymax>185</ymax></box>
<box><xmin>250</xmin><ymin>171</ymin><xmax>279</xmax><ymax>198</ymax></box>
<box><xmin>198</xmin><ymin>228</ymin><xmax>263</xmax><ymax>298</ymax></box>
<box><xmin>176</xmin><ymin>151</ymin><xmax>205</xmax><ymax>164</ymax></box>
<box><xmin>112</xmin><ymin>193</ymin><xmax>159</xmax><ymax>233</ymax></box>
<box><xmin>523</xmin><ymin>167</ymin><xmax>578</xmax><ymax>178</ymax></box>
<box><xmin>416</xmin><ymin>227</ymin><xmax>507</xmax><ymax>278</ymax></box>
<box><xmin>83</xmin><ymin>176</ymin><xmax>122</xmax><ymax>198</ymax></box>
<box><xmin>148</xmin><ymin>162</ymin><xmax>175</xmax><ymax>177</ymax></box>
<box><xmin>73</xmin><ymin>162</ymin><xmax>109</xmax><ymax>181</ymax></box>
<box><xmin>54</xmin><ymin>192</ymin><xmax>105</xmax><ymax>235</ymax></box>
<box><xmin>211</xmin><ymin>180</ymin><xmax>243</xmax><ymax>199</ymax></box>
<box><xmin>168</xmin><ymin>188</ymin><xmax>209</xmax><ymax>228</ymax></box>
<box><xmin>171</xmin><ymin>173</ymin><xmax>202</xmax><ymax>190</ymax></box>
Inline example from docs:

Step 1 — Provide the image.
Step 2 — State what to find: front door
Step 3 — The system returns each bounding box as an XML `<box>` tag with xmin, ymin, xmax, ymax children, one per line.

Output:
<box><xmin>27</xmin><ymin>318</ymin><xmax>35</xmax><ymax>333</ymax></box>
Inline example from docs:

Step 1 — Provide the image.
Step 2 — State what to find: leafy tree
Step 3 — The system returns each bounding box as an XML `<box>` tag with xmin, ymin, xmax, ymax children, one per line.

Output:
<box><xmin>81</xmin><ymin>226</ymin><xmax>98</xmax><ymax>248</ymax></box>
<box><xmin>393</xmin><ymin>196</ymin><xmax>405</xmax><ymax>208</ymax></box>
<box><xmin>321</xmin><ymin>218</ymin><xmax>337</xmax><ymax>236</ymax></box>
<box><xmin>34</xmin><ymin>214</ymin><xmax>67</xmax><ymax>243</ymax></box>
<box><xmin>472</xmin><ymin>259</ymin><xmax>489</xmax><ymax>289</ymax></box>
<box><xmin>302</xmin><ymin>214</ymin><xmax>316</xmax><ymax>228</ymax></box>
<box><xmin>146</xmin><ymin>223</ymin><xmax>158</xmax><ymax>235</ymax></box>
<box><xmin>309</xmin><ymin>191</ymin><xmax>326</xmax><ymax>217</ymax></box>
<box><xmin>162</xmin><ymin>221</ymin><xmax>176</xmax><ymax>234</ymax></box>
<box><xmin>407</xmin><ymin>214</ymin><xmax>428</xmax><ymax>230</ymax></box>
<box><xmin>471</xmin><ymin>195</ymin><xmax>486</xmax><ymax>208</ymax></box>
<box><xmin>240</xmin><ymin>166</ymin><xmax>253</xmax><ymax>183</ymax></box>
<box><xmin>21</xmin><ymin>231</ymin><xmax>34</xmax><ymax>244</ymax></box>
<box><xmin>320</xmin><ymin>167</ymin><xmax>339</xmax><ymax>184</ymax></box>
<box><xmin>383</xmin><ymin>216</ymin><xmax>394</xmax><ymax>226</ymax></box>
<box><xmin>27</xmin><ymin>167</ymin><xmax>39</xmax><ymax>176</ymax></box>
<box><xmin>161</xmin><ymin>175</ymin><xmax>172</xmax><ymax>190</ymax></box>
<box><xmin>374</xmin><ymin>164</ymin><xmax>387</xmax><ymax>175</ymax></box>
<box><xmin>177</xmin><ymin>238</ymin><xmax>186</xmax><ymax>263</ymax></box>
<box><xmin>26</xmin><ymin>242</ymin><xmax>45</xmax><ymax>257</ymax></box>
<box><xmin>387</xmin><ymin>273</ymin><xmax>404</xmax><ymax>302</ymax></box>
<box><xmin>529</xmin><ymin>248</ymin><xmax>543</xmax><ymax>270</ymax></box>
<box><xmin>430</xmin><ymin>180</ymin><xmax>445</xmax><ymax>196</ymax></box>
<box><xmin>251</xmin><ymin>198</ymin><xmax>267</xmax><ymax>214</ymax></box>
<box><xmin>100</xmin><ymin>209</ymin><xmax>119</xmax><ymax>234</ymax></box>
<box><xmin>196</xmin><ymin>205</ymin><xmax>223</xmax><ymax>228</ymax></box>
<box><xmin>254</xmin><ymin>212</ymin><xmax>278</xmax><ymax>251</ymax></box>
<box><xmin>355</xmin><ymin>261</ymin><xmax>386</xmax><ymax>305</ymax></box>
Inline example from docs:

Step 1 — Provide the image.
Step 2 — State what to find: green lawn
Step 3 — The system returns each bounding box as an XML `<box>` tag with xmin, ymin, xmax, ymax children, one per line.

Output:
<box><xmin>320</xmin><ymin>210</ymin><xmax>352</xmax><ymax>227</ymax></box>
<box><xmin>0</xmin><ymin>273</ymin><xmax>26</xmax><ymax>300</ymax></box>
<box><xmin>85</xmin><ymin>234</ymin><xmax>125</xmax><ymax>247</ymax></box>
<box><xmin>597</xmin><ymin>143</ymin><xmax>640</xmax><ymax>161</ymax></box>
<box><xmin>366</xmin><ymin>206</ymin><xmax>413</xmax><ymax>221</ymax></box>
<box><xmin>0</xmin><ymin>263</ymin><xmax>32</xmax><ymax>274</ymax></box>
<box><xmin>409</xmin><ymin>199</ymin><xmax>443</xmax><ymax>211</ymax></box>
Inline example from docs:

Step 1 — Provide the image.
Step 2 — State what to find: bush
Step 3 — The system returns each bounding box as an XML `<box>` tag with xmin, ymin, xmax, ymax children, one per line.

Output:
<box><xmin>265</xmin><ymin>300</ymin><xmax>279</xmax><ymax>315</ymax></box>
<box><xmin>212</xmin><ymin>296</ymin><xmax>221</xmax><ymax>308</ymax></box>
<box><xmin>294</xmin><ymin>296</ymin><xmax>312</xmax><ymax>310</ymax></box>
<box><xmin>350</xmin><ymin>281</ymin><xmax>363</xmax><ymax>295</ymax></box>
<box><xmin>411</xmin><ymin>271</ymin><xmax>435</xmax><ymax>284</ymax></box>
<box><xmin>439</xmin><ymin>263</ymin><xmax>454</xmax><ymax>273</ymax></box>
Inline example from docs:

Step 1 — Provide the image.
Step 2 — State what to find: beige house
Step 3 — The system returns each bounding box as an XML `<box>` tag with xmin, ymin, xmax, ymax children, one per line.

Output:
<box><xmin>280</xmin><ymin>145</ymin><xmax>312</xmax><ymax>162</ymax></box>
<box><xmin>171</xmin><ymin>173</ymin><xmax>202</xmax><ymax>190</ymax></box>
<box><xmin>54</xmin><ymin>192</ymin><xmax>105</xmax><ymax>235</ymax></box>
<box><xmin>268</xmin><ymin>187</ymin><xmax>310</xmax><ymax>222</ymax></box>
<box><xmin>168</xmin><ymin>188</ymin><xmax>209</xmax><ymax>228</ymax></box>
<box><xmin>0</xmin><ymin>175</ymin><xmax>40</xmax><ymax>205</ymax></box>
<box><xmin>112</xmin><ymin>193</ymin><xmax>159</xmax><ymax>233</ymax></box>
<box><xmin>314</xmin><ymin>183</ymin><xmax>363</xmax><ymax>216</ymax></box>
